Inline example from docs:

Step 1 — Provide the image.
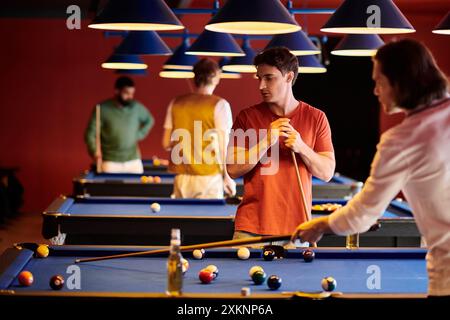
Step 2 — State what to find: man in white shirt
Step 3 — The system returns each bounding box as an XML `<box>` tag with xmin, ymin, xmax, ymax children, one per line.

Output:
<box><xmin>162</xmin><ymin>58</ymin><xmax>236</xmax><ymax>198</ymax></box>
<box><xmin>292</xmin><ymin>39</ymin><xmax>450</xmax><ymax>297</ymax></box>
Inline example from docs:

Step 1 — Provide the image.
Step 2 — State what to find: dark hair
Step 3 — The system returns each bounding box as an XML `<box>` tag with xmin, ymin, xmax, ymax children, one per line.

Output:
<box><xmin>374</xmin><ymin>39</ymin><xmax>448</xmax><ymax>110</ymax></box>
<box><xmin>115</xmin><ymin>76</ymin><xmax>135</xmax><ymax>90</ymax></box>
<box><xmin>254</xmin><ymin>47</ymin><xmax>299</xmax><ymax>85</ymax></box>
<box><xmin>193</xmin><ymin>58</ymin><xmax>220</xmax><ymax>87</ymax></box>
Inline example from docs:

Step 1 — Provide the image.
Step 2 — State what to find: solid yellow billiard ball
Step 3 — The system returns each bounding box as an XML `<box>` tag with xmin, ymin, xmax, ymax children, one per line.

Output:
<box><xmin>140</xmin><ymin>176</ymin><xmax>148</xmax><ymax>183</ymax></box>
<box><xmin>153</xmin><ymin>158</ymin><xmax>161</xmax><ymax>166</ymax></box>
<box><xmin>36</xmin><ymin>245</ymin><xmax>49</xmax><ymax>258</ymax></box>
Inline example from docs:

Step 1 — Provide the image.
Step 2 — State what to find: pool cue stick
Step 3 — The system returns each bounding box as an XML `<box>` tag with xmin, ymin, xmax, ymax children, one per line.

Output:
<box><xmin>290</xmin><ymin>150</ymin><xmax>317</xmax><ymax>248</ymax></box>
<box><xmin>95</xmin><ymin>104</ymin><xmax>102</xmax><ymax>173</ymax></box>
<box><xmin>75</xmin><ymin>234</ymin><xmax>292</xmax><ymax>264</ymax></box>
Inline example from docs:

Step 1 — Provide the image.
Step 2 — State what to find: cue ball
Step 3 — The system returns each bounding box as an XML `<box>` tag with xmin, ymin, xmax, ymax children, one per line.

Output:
<box><xmin>150</xmin><ymin>202</ymin><xmax>161</xmax><ymax>213</ymax></box>
<box><xmin>267</xmin><ymin>275</ymin><xmax>282</xmax><ymax>290</ymax></box>
<box><xmin>36</xmin><ymin>244</ymin><xmax>49</xmax><ymax>258</ymax></box>
<box><xmin>302</xmin><ymin>249</ymin><xmax>315</xmax><ymax>262</ymax></box>
<box><xmin>237</xmin><ymin>247</ymin><xmax>250</xmax><ymax>260</ymax></box>
<box><xmin>321</xmin><ymin>277</ymin><xmax>337</xmax><ymax>292</ymax></box>
<box><xmin>18</xmin><ymin>271</ymin><xmax>34</xmax><ymax>286</ymax></box>
<box><xmin>193</xmin><ymin>249</ymin><xmax>205</xmax><ymax>260</ymax></box>
<box><xmin>49</xmin><ymin>275</ymin><xmax>65</xmax><ymax>290</ymax></box>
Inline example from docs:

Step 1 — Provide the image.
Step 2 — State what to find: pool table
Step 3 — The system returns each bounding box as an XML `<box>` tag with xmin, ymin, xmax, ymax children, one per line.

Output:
<box><xmin>41</xmin><ymin>196</ymin><xmax>419</xmax><ymax>247</ymax></box>
<box><xmin>0</xmin><ymin>245</ymin><xmax>428</xmax><ymax>304</ymax></box>
<box><xmin>73</xmin><ymin>171</ymin><xmax>362</xmax><ymax>199</ymax></box>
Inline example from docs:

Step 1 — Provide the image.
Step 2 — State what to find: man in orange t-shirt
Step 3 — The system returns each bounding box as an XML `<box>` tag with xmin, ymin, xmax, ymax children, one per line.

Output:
<box><xmin>226</xmin><ymin>47</ymin><xmax>335</xmax><ymax>240</ymax></box>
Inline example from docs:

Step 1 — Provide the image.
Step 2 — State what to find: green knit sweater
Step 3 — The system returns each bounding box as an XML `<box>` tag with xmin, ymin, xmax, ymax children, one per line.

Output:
<box><xmin>85</xmin><ymin>99</ymin><xmax>154</xmax><ymax>162</ymax></box>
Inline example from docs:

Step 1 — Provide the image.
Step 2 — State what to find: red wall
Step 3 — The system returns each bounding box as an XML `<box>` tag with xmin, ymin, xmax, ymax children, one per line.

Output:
<box><xmin>0</xmin><ymin>10</ymin><xmax>449</xmax><ymax>213</ymax></box>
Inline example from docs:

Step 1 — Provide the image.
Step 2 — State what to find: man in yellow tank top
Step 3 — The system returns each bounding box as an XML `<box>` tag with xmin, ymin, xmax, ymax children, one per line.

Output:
<box><xmin>162</xmin><ymin>58</ymin><xmax>236</xmax><ymax>198</ymax></box>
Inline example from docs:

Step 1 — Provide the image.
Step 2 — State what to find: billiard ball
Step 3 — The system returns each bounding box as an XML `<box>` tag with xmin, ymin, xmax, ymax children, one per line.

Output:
<box><xmin>267</xmin><ymin>275</ymin><xmax>282</xmax><ymax>290</ymax></box>
<box><xmin>237</xmin><ymin>247</ymin><xmax>250</xmax><ymax>260</ymax></box>
<box><xmin>263</xmin><ymin>249</ymin><xmax>275</xmax><ymax>261</ymax></box>
<box><xmin>150</xmin><ymin>202</ymin><xmax>161</xmax><ymax>213</ymax></box>
<box><xmin>249</xmin><ymin>266</ymin><xmax>264</xmax><ymax>278</ymax></box>
<box><xmin>140</xmin><ymin>176</ymin><xmax>148</xmax><ymax>183</ymax></box>
<box><xmin>181</xmin><ymin>258</ymin><xmax>189</xmax><ymax>274</ymax></box>
<box><xmin>321</xmin><ymin>277</ymin><xmax>337</xmax><ymax>292</ymax></box>
<box><xmin>251</xmin><ymin>270</ymin><xmax>267</xmax><ymax>285</ymax></box>
<box><xmin>302</xmin><ymin>249</ymin><xmax>315</xmax><ymax>262</ymax></box>
<box><xmin>241</xmin><ymin>287</ymin><xmax>251</xmax><ymax>297</ymax></box>
<box><xmin>49</xmin><ymin>275</ymin><xmax>65</xmax><ymax>290</ymax></box>
<box><xmin>199</xmin><ymin>269</ymin><xmax>214</xmax><ymax>284</ymax></box>
<box><xmin>154</xmin><ymin>176</ymin><xmax>162</xmax><ymax>183</ymax></box>
<box><xmin>147</xmin><ymin>176</ymin><xmax>155</xmax><ymax>183</ymax></box>
<box><xmin>205</xmin><ymin>265</ymin><xmax>219</xmax><ymax>279</ymax></box>
<box><xmin>193</xmin><ymin>249</ymin><xmax>205</xmax><ymax>260</ymax></box>
<box><xmin>36</xmin><ymin>244</ymin><xmax>49</xmax><ymax>258</ymax></box>
<box><xmin>18</xmin><ymin>271</ymin><xmax>34</xmax><ymax>286</ymax></box>
<box><xmin>153</xmin><ymin>158</ymin><xmax>161</xmax><ymax>166</ymax></box>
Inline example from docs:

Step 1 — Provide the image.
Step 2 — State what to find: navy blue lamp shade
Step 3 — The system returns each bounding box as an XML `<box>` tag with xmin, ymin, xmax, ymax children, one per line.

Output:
<box><xmin>186</xmin><ymin>30</ymin><xmax>244</xmax><ymax>57</ymax></box>
<box><xmin>222</xmin><ymin>39</ymin><xmax>257</xmax><ymax>73</ymax></box>
<box><xmin>265</xmin><ymin>31</ymin><xmax>320</xmax><ymax>56</ymax></box>
<box><xmin>433</xmin><ymin>12</ymin><xmax>450</xmax><ymax>35</ymax></box>
<box><xmin>116</xmin><ymin>31</ymin><xmax>172</xmax><ymax>55</ymax></box>
<box><xmin>116</xmin><ymin>69</ymin><xmax>148</xmax><ymax>76</ymax></box>
<box><xmin>163</xmin><ymin>39</ymin><xmax>198</xmax><ymax>70</ymax></box>
<box><xmin>102</xmin><ymin>53</ymin><xmax>147</xmax><ymax>70</ymax></box>
<box><xmin>331</xmin><ymin>34</ymin><xmax>384</xmax><ymax>56</ymax></box>
<box><xmin>298</xmin><ymin>55</ymin><xmax>326</xmax><ymax>73</ymax></box>
<box><xmin>89</xmin><ymin>0</ymin><xmax>184</xmax><ymax>31</ymax></box>
<box><xmin>321</xmin><ymin>0</ymin><xmax>415</xmax><ymax>34</ymax></box>
<box><xmin>205</xmin><ymin>0</ymin><xmax>300</xmax><ymax>35</ymax></box>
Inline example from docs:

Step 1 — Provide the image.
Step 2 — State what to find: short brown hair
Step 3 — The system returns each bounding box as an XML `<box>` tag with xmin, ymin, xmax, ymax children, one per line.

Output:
<box><xmin>254</xmin><ymin>47</ymin><xmax>299</xmax><ymax>85</ymax></box>
<box><xmin>193</xmin><ymin>58</ymin><xmax>220</xmax><ymax>87</ymax></box>
<box><xmin>374</xmin><ymin>39</ymin><xmax>448</xmax><ymax>110</ymax></box>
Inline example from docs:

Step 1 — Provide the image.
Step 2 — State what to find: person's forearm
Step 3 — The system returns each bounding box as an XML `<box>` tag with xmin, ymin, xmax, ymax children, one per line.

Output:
<box><xmin>297</xmin><ymin>143</ymin><xmax>335</xmax><ymax>181</ymax></box>
<box><xmin>226</xmin><ymin>138</ymin><xmax>271</xmax><ymax>179</ymax></box>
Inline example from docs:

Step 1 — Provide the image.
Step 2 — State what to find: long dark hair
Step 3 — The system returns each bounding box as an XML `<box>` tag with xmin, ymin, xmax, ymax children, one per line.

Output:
<box><xmin>374</xmin><ymin>39</ymin><xmax>448</xmax><ymax>110</ymax></box>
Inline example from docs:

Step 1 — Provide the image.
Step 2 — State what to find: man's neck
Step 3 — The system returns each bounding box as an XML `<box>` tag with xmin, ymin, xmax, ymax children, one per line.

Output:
<box><xmin>268</xmin><ymin>93</ymin><xmax>299</xmax><ymax>117</ymax></box>
<box><xmin>195</xmin><ymin>84</ymin><xmax>216</xmax><ymax>95</ymax></box>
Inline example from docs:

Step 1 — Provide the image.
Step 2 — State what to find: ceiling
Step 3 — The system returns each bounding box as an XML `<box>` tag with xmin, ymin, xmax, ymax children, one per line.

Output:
<box><xmin>1</xmin><ymin>0</ymin><xmax>448</xmax><ymax>18</ymax></box>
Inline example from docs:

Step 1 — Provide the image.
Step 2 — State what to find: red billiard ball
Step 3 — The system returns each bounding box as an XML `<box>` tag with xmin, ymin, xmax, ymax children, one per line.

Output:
<box><xmin>302</xmin><ymin>249</ymin><xmax>315</xmax><ymax>262</ymax></box>
<box><xmin>18</xmin><ymin>271</ymin><xmax>34</xmax><ymax>286</ymax></box>
<box><xmin>199</xmin><ymin>269</ymin><xmax>214</xmax><ymax>284</ymax></box>
<box><xmin>49</xmin><ymin>275</ymin><xmax>65</xmax><ymax>290</ymax></box>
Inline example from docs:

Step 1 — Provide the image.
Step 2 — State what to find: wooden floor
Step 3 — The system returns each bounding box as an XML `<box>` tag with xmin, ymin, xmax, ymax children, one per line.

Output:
<box><xmin>0</xmin><ymin>211</ymin><xmax>49</xmax><ymax>253</ymax></box>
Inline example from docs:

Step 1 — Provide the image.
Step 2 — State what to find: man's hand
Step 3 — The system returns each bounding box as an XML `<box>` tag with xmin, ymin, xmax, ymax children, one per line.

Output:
<box><xmin>291</xmin><ymin>216</ymin><xmax>331</xmax><ymax>243</ymax></box>
<box><xmin>224</xmin><ymin>176</ymin><xmax>237</xmax><ymax>197</ymax></box>
<box><xmin>267</xmin><ymin>118</ymin><xmax>291</xmax><ymax>146</ymax></box>
<box><xmin>280</xmin><ymin>123</ymin><xmax>306</xmax><ymax>153</ymax></box>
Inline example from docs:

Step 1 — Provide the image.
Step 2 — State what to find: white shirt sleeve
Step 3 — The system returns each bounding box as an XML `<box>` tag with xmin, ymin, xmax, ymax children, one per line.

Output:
<box><xmin>328</xmin><ymin>132</ymin><xmax>410</xmax><ymax>235</ymax></box>
<box><xmin>163</xmin><ymin>100</ymin><xmax>174</xmax><ymax>130</ymax></box>
<box><xmin>214</xmin><ymin>99</ymin><xmax>233</xmax><ymax>134</ymax></box>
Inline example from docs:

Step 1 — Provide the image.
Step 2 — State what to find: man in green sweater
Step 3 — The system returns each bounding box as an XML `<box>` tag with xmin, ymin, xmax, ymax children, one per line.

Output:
<box><xmin>85</xmin><ymin>77</ymin><xmax>154</xmax><ymax>173</ymax></box>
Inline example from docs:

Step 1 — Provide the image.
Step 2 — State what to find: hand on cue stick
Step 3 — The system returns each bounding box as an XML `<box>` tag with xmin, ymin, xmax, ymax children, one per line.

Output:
<box><xmin>290</xmin><ymin>150</ymin><xmax>317</xmax><ymax>248</ymax></box>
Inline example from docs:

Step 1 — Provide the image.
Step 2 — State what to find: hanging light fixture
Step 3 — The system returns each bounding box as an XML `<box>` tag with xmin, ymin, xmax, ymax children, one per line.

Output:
<box><xmin>116</xmin><ymin>31</ymin><xmax>172</xmax><ymax>55</ymax></box>
<box><xmin>186</xmin><ymin>30</ymin><xmax>245</xmax><ymax>57</ymax></box>
<box><xmin>433</xmin><ymin>12</ymin><xmax>450</xmax><ymax>35</ymax></box>
<box><xmin>219</xmin><ymin>58</ymin><xmax>242</xmax><ymax>79</ymax></box>
<box><xmin>265</xmin><ymin>30</ymin><xmax>320</xmax><ymax>55</ymax></box>
<box><xmin>331</xmin><ymin>34</ymin><xmax>384</xmax><ymax>56</ymax></box>
<box><xmin>321</xmin><ymin>0</ymin><xmax>415</xmax><ymax>34</ymax></box>
<box><xmin>102</xmin><ymin>53</ymin><xmax>147</xmax><ymax>70</ymax></box>
<box><xmin>298</xmin><ymin>55</ymin><xmax>326</xmax><ymax>73</ymax></box>
<box><xmin>116</xmin><ymin>69</ymin><xmax>148</xmax><ymax>76</ymax></box>
<box><xmin>205</xmin><ymin>0</ymin><xmax>300</xmax><ymax>35</ymax></box>
<box><xmin>89</xmin><ymin>0</ymin><xmax>184</xmax><ymax>31</ymax></box>
<box><xmin>163</xmin><ymin>38</ymin><xmax>198</xmax><ymax>70</ymax></box>
<box><xmin>159</xmin><ymin>69</ymin><xmax>195</xmax><ymax>79</ymax></box>
<box><xmin>222</xmin><ymin>39</ymin><xmax>257</xmax><ymax>73</ymax></box>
